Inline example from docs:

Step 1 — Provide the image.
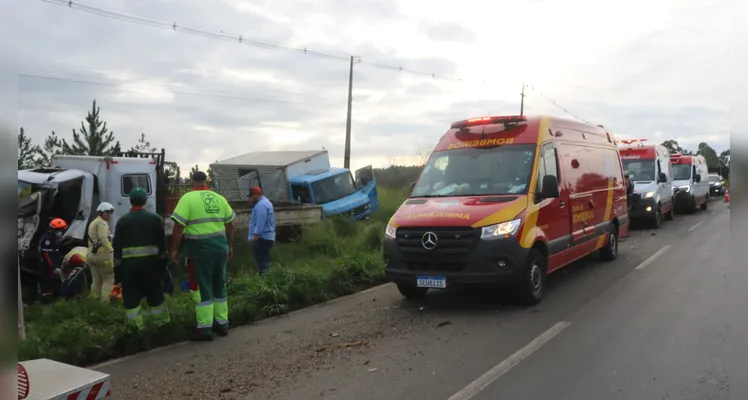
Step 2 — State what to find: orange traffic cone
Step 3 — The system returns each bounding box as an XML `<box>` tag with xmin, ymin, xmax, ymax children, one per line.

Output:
<box><xmin>724</xmin><ymin>189</ymin><xmax>730</xmax><ymax>202</ymax></box>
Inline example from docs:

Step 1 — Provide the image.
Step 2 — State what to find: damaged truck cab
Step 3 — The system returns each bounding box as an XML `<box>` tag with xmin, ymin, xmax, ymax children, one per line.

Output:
<box><xmin>18</xmin><ymin>152</ymin><xmax>163</xmax><ymax>275</ymax></box>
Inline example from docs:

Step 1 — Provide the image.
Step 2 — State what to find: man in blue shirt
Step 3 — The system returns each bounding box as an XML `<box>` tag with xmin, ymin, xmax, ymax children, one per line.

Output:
<box><xmin>248</xmin><ymin>186</ymin><xmax>276</xmax><ymax>275</ymax></box>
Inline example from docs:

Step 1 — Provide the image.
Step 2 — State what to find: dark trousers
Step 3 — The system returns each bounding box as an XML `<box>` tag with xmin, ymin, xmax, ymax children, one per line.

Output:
<box><xmin>253</xmin><ymin>239</ymin><xmax>274</xmax><ymax>275</ymax></box>
<box><xmin>121</xmin><ymin>263</ymin><xmax>165</xmax><ymax>310</ymax></box>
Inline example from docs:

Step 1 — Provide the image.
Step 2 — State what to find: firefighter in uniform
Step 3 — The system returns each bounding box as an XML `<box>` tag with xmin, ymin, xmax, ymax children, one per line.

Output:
<box><xmin>170</xmin><ymin>171</ymin><xmax>235</xmax><ymax>341</ymax></box>
<box><xmin>38</xmin><ymin>218</ymin><xmax>68</xmax><ymax>302</ymax></box>
<box><xmin>113</xmin><ymin>187</ymin><xmax>171</xmax><ymax>329</ymax></box>
<box><xmin>88</xmin><ymin>202</ymin><xmax>116</xmax><ymax>301</ymax></box>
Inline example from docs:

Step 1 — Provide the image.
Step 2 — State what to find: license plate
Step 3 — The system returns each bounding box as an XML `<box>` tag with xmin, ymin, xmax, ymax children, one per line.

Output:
<box><xmin>416</xmin><ymin>276</ymin><xmax>446</xmax><ymax>289</ymax></box>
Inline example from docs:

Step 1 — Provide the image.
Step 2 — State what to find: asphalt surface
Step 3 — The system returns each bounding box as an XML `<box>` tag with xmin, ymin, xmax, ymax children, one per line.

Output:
<box><xmin>96</xmin><ymin>198</ymin><xmax>744</xmax><ymax>399</ymax></box>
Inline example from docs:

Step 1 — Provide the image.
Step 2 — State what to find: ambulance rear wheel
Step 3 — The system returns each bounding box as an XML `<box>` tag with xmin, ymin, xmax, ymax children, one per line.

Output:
<box><xmin>397</xmin><ymin>283</ymin><xmax>428</xmax><ymax>299</ymax></box>
<box><xmin>516</xmin><ymin>249</ymin><xmax>546</xmax><ymax>306</ymax></box>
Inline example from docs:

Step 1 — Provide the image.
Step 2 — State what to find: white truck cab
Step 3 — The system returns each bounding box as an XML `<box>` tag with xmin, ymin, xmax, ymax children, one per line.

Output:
<box><xmin>17</xmin><ymin>151</ymin><xmax>166</xmax><ymax>275</ymax></box>
<box><xmin>617</xmin><ymin>139</ymin><xmax>675</xmax><ymax>228</ymax></box>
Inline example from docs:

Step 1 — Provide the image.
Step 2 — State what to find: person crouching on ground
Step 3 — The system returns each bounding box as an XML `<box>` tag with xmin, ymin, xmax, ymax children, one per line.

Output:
<box><xmin>248</xmin><ymin>186</ymin><xmax>276</xmax><ymax>276</ymax></box>
<box><xmin>59</xmin><ymin>254</ymin><xmax>91</xmax><ymax>301</ymax></box>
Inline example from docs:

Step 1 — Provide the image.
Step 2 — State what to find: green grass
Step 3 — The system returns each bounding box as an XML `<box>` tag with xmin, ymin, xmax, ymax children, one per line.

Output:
<box><xmin>18</xmin><ymin>188</ymin><xmax>408</xmax><ymax>367</ymax></box>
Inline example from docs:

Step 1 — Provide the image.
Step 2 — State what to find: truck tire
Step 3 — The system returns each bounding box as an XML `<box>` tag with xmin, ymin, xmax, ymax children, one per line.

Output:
<box><xmin>515</xmin><ymin>249</ymin><xmax>547</xmax><ymax>305</ymax></box>
<box><xmin>396</xmin><ymin>283</ymin><xmax>428</xmax><ymax>299</ymax></box>
<box><xmin>701</xmin><ymin>195</ymin><xmax>709</xmax><ymax>210</ymax></box>
<box><xmin>599</xmin><ymin>227</ymin><xmax>619</xmax><ymax>261</ymax></box>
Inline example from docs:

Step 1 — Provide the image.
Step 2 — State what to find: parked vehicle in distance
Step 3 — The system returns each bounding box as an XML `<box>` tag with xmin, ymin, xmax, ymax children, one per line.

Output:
<box><xmin>670</xmin><ymin>154</ymin><xmax>709</xmax><ymax>213</ymax></box>
<box><xmin>384</xmin><ymin>115</ymin><xmax>628</xmax><ymax>305</ymax></box>
<box><xmin>616</xmin><ymin>139</ymin><xmax>675</xmax><ymax>228</ymax></box>
<box><xmin>210</xmin><ymin>150</ymin><xmax>378</xmax><ymax>220</ymax></box>
<box><xmin>707</xmin><ymin>173</ymin><xmax>726</xmax><ymax>196</ymax></box>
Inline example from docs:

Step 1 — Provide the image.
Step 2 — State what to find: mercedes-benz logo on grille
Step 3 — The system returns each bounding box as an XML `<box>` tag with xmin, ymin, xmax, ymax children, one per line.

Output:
<box><xmin>422</xmin><ymin>232</ymin><xmax>438</xmax><ymax>250</ymax></box>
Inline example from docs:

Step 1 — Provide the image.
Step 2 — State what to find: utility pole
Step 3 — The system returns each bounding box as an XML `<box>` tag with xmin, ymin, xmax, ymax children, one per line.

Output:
<box><xmin>520</xmin><ymin>83</ymin><xmax>526</xmax><ymax>116</ymax></box>
<box><xmin>343</xmin><ymin>55</ymin><xmax>355</xmax><ymax>170</ymax></box>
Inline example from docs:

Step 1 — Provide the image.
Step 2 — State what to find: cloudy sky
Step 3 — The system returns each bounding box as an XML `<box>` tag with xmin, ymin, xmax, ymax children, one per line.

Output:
<box><xmin>18</xmin><ymin>0</ymin><xmax>735</xmax><ymax>173</ymax></box>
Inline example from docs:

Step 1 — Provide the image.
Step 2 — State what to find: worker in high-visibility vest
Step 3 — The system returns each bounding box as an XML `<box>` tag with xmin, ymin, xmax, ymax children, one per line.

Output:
<box><xmin>88</xmin><ymin>202</ymin><xmax>116</xmax><ymax>301</ymax></box>
<box><xmin>170</xmin><ymin>171</ymin><xmax>235</xmax><ymax>341</ymax></box>
<box><xmin>113</xmin><ymin>187</ymin><xmax>171</xmax><ymax>329</ymax></box>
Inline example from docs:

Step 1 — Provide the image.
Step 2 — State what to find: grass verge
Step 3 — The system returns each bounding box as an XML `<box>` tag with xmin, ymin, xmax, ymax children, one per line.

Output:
<box><xmin>18</xmin><ymin>188</ymin><xmax>408</xmax><ymax>367</ymax></box>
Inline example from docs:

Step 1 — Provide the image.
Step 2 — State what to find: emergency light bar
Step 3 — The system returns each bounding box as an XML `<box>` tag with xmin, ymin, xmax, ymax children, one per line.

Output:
<box><xmin>451</xmin><ymin>115</ymin><xmax>527</xmax><ymax>130</ymax></box>
<box><xmin>616</xmin><ymin>138</ymin><xmax>648</xmax><ymax>145</ymax></box>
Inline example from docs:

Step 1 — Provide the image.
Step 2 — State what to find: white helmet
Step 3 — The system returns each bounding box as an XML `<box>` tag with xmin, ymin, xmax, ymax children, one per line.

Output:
<box><xmin>97</xmin><ymin>202</ymin><xmax>115</xmax><ymax>213</ymax></box>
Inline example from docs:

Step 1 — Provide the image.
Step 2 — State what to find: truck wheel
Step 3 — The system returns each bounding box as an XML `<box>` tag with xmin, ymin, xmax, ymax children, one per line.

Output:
<box><xmin>701</xmin><ymin>195</ymin><xmax>709</xmax><ymax>210</ymax></box>
<box><xmin>599</xmin><ymin>227</ymin><xmax>619</xmax><ymax>261</ymax></box>
<box><xmin>515</xmin><ymin>249</ymin><xmax>546</xmax><ymax>305</ymax></box>
<box><xmin>651</xmin><ymin>207</ymin><xmax>662</xmax><ymax>229</ymax></box>
<box><xmin>396</xmin><ymin>283</ymin><xmax>428</xmax><ymax>299</ymax></box>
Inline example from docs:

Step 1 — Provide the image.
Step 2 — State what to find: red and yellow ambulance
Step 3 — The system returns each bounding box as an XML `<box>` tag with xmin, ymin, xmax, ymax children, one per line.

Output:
<box><xmin>384</xmin><ymin>115</ymin><xmax>628</xmax><ymax>304</ymax></box>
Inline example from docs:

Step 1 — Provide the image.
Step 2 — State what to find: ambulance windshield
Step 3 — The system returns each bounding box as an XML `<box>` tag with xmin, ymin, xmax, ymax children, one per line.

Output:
<box><xmin>671</xmin><ymin>164</ymin><xmax>692</xmax><ymax>181</ymax></box>
<box><xmin>622</xmin><ymin>159</ymin><xmax>655</xmax><ymax>182</ymax></box>
<box><xmin>411</xmin><ymin>145</ymin><xmax>536</xmax><ymax>197</ymax></box>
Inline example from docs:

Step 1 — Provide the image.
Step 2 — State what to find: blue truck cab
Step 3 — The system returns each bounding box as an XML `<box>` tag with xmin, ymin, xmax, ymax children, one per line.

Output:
<box><xmin>288</xmin><ymin>166</ymin><xmax>379</xmax><ymax>219</ymax></box>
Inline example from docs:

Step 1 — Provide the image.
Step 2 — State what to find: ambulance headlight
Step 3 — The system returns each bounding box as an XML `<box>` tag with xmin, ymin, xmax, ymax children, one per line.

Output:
<box><xmin>385</xmin><ymin>224</ymin><xmax>397</xmax><ymax>239</ymax></box>
<box><xmin>679</xmin><ymin>185</ymin><xmax>691</xmax><ymax>193</ymax></box>
<box><xmin>481</xmin><ymin>219</ymin><xmax>521</xmax><ymax>239</ymax></box>
<box><xmin>643</xmin><ymin>191</ymin><xmax>655</xmax><ymax>198</ymax></box>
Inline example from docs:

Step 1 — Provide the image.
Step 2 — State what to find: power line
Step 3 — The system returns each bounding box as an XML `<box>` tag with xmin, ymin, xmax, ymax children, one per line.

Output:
<box><xmin>523</xmin><ymin>84</ymin><xmax>591</xmax><ymax>124</ymax></box>
<box><xmin>19</xmin><ymin>73</ymin><xmax>341</xmax><ymax>107</ymax></box>
<box><xmin>18</xmin><ymin>57</ymin><xmax>321</xmax><ymax>97</ymax></box>
<box><xmin>38</xmin><ymin>0</ymin><xmax>463</xmax><ymax>82</ymax></box>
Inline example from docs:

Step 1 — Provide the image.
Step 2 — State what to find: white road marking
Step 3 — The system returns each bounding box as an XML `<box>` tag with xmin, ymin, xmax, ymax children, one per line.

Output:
<box><xmin>634</xmin><ymin>245</ymin><xmax>671</xmax><ymax>270</ymax></box>
<box><xmin>688</xmin><ymin>221</ymin><xmax>704</xmax><ymax>233</ymax></box>
<box><xmin>447</xmin><ymin>321</ymin><xmax>571</xmax><ymax>400</ymax></box>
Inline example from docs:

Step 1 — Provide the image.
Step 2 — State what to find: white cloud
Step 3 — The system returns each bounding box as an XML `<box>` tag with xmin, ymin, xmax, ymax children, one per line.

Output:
<box><xmin>17</xmin><ymin>0</ymin><xmax>737</xmax><ymax>175</ymax></box>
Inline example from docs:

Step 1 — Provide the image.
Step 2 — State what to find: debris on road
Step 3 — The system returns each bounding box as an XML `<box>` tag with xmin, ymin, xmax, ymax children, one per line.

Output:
<box><xmin>316</xmin><ymin>340</ymin><xmax>369</xmax><ymax>353</ymax></box>
<box><xmin>436</xmin><ymin>321</ymin><xmax>453</xmax><ymax>329</ymax></box>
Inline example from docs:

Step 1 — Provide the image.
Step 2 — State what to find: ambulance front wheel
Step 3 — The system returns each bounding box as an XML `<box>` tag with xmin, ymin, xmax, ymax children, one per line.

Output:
<box><xmin>515</xmin><ymin>248</ymin><xmax>547</xmax><ymax>306</ymax></box>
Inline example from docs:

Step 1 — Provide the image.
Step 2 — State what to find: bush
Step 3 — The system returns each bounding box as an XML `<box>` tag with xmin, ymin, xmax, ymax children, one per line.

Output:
<box><xmin>19</xmin><ymin>188</ymin><xmax>407</xmax><ymax>367</ymax></box>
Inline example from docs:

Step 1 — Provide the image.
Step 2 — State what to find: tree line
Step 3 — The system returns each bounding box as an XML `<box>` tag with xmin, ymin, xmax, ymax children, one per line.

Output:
<box><xmin>17</xmin><ymin>99</ymin><xmax>187</xmax><ymax>182</ymax></box>
<box><xmin>661</xmin><ymin>140</ymin><xmax>730</xmax><ymax>169</ymax></box>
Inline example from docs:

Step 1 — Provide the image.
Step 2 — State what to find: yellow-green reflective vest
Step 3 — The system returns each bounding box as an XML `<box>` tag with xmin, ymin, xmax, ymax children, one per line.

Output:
<box><xmin>171</xmin><ymin>189</ymin><xmax>235</xmax><ymax>254</ymax></box>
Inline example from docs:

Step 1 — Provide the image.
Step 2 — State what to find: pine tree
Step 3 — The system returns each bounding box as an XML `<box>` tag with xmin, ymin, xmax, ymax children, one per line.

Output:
<box><xmin>128</xmin><ymin>133</ymin><xmax>156</xmax><ymax>154</ymax></box>
<box><xmin>17</xmin><ymin>127</ymin><xmax>43</xmax><ymax>169</ymax></box>
<box><xmin>40</xmin><ymin>131</ymin><xmax>63</xmax><ymax>166</ymax></box>
<box><xmin>62</xmin><ymin>99</ymin><xmax>122</xmax><ymax>156</ymax></box>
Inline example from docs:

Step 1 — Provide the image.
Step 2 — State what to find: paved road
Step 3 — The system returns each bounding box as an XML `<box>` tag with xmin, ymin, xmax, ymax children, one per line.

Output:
<box><xmin>97</xmin><ymin>198</ymin><xmax>745</xmax><ymax>399</ymax></box>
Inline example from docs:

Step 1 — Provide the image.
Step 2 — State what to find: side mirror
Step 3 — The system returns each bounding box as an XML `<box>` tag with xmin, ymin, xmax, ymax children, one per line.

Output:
<box><xmin>694</xmin><ymin>175</ymin><xmax>701</xmax><ymax>183</ymax></box>
<box><xmin>539</xmin><ymin>175</ymin><xmax>560</xmax><ymax>198</ymax></box>
<box><xmin>658</xmin><ymin>173</ymin><xmax>667</xmax><ymax>183</ymax></box>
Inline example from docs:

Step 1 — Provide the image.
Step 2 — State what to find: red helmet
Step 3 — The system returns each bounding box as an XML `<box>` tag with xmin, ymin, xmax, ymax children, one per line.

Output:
<box><xmin>70</xmin><ymin>254</ymin><xmax>84</xmax><ymax>266</ymax></box>
<box><xmin>49</xmin><ymin>218</ymin><xmax>67</xmax><ymax>230</ymax></box>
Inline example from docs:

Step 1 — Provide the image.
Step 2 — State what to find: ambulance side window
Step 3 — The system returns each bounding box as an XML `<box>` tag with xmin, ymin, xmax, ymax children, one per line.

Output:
<box><xmin>536</xmin><ymin>143</ymin><xmax>558</xmax><ymax>194</ymax></box>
